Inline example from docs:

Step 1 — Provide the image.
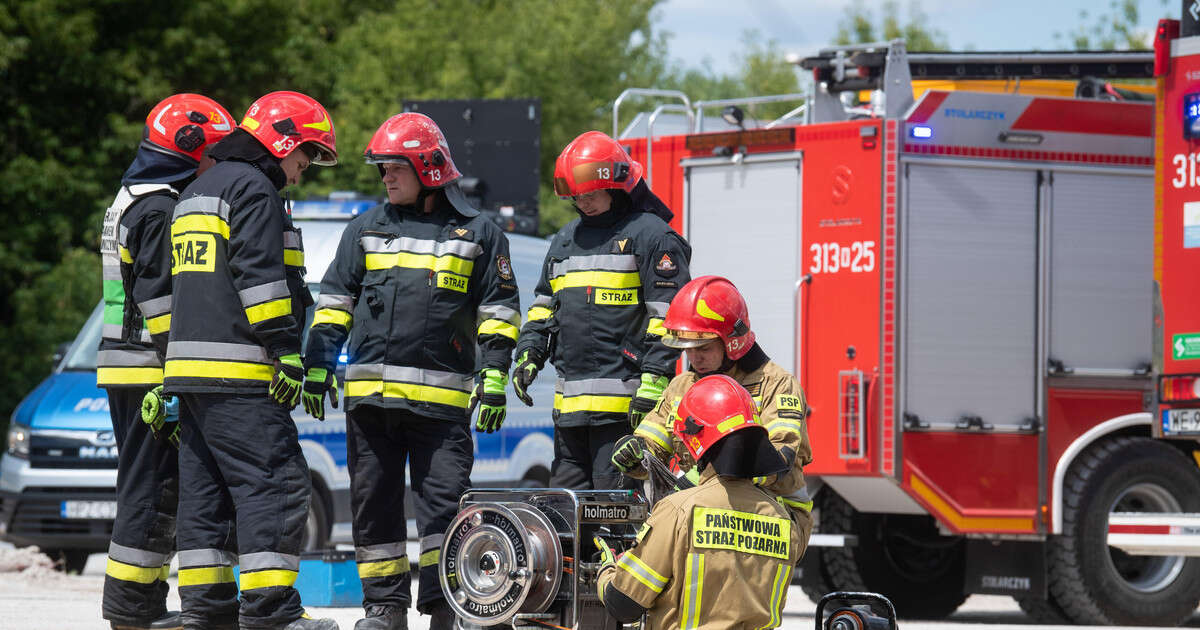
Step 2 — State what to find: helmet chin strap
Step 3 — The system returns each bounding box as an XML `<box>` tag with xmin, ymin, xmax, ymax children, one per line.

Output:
<box><xmin>693</xmin><ymin>356</ymin><xmax>735</xmax><ymax>377</ymax></box>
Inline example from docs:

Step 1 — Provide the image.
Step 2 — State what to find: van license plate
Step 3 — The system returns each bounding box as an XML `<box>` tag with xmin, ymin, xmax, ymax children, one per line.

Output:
<box><xmin>60</xmin><ymin>501</ymin><xmax>118</xmax><ymax>520</ymax></box>
<box><xmin>1164</xmin><ymin>408</ymin><xmax>1200</xmax><ymax>435</ymax></box>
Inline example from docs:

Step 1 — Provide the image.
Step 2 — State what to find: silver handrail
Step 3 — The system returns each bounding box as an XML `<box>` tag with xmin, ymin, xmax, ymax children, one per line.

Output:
<box><xmin>645</xmin><ymin>104</ymin><xmax>693</xmax><ymax>187</ymax></box>
<box><xmin>612</xmin><ymin>88</ymin><xmax>693</xmax><ymax>139</ymax></box>
<box><xmin>692</xmin><ymin>93</ymin><xmax>808</xmax><ymax>132</ymax></box>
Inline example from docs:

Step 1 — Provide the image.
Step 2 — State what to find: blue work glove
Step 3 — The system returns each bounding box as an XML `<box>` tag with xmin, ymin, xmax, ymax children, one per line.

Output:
<box><xmin>269</xmin><ymin>353</ymin><xmax>304</xmax><ymax>410</ymax></box>
<box><xmin>469</xmin><ymin>368</ymin><xmax>507</xmax><ymax>433</ymax></box>
<box><xmin>511</xmin><ymin>350</ymin><xmax>540</xmax><ymax>407</ymax></box>
<box><xmin>628</xmin><ymin>373</ymin><xmax>669</xmax><ymax>428</ymax></box>
<box><xmin>302</xmin><ymin>366</ymin><xmax>339</xmax><ymax>421</ymax></box>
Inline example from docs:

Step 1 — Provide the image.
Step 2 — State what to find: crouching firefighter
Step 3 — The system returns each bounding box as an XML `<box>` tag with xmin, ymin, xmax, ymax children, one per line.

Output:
<box><xmin>165</xmin><ymin>91</ymin><xmax>340</xmax><ymax>630</ymax></box>
<box><xmin>595</xmin><ymin>374</ymin><xmax>806</xmax><ymax>628</ymax></box>
<box><xmin>98</xmin><ymin>93</ymin><xmax>234</xmax><ymax>630</ymax></box>
<box><xmin>303</xmin><ymin>113</ymin><xmax>521</xmax><ymax>630</ymax></box>
<box><xmin>613</xmin><ymin>276</ymin><xmax>815</xmax><ymax>534</ymax></box>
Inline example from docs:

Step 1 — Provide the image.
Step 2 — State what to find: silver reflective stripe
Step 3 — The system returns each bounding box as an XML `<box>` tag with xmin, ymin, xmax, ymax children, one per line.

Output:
<box><xmin>646</xmin><ymin>301</ymin><xmax>670</xmax><ymax>318</ymax></box>
<box><xmin>477</xmin><ymin>304</ymin><xmax>520</xmax><ymax>327</ymax></box>
<box><xmin>174</xmin><ymin>194</ymin><xmax>231</xmax><ymax>221</ymax></box>
<box><xmin>316</xmin><ymin>294</ymin><xmax>354</xmax><ymax>311</ymax></box>
<box><xmin>102</xmin><ymin>264</ymin><xmax>122</xmax><ymax>281</ymax></box>
<box><xmin>239</xmin><ymin>551</ymin><xmax>300</xmax><ymax>572</ymax></box>
<box><xmin>356</xmin><ymin>542</ymin><xmax>408</xmax><ymax>562</ymax></box>
<box><xmin>549</xmin><ymin>254</ymin><xmax>637</xmax><ymax>278</ymax></box>
<box><xmin>531</xmin><ymin>294</ymin><xmax>551</xmax><ymax>308</ymax></box>
<box><xmin>682</xmin><ymin>552</ymin><xmax>703</xmax><ymax>630</ymax></box>
<box><xmin>108</xmin><ymin>541</ymin><xmax>169</xmax><ymax>568</ymax></box>
<box><xmin>137</xmin><ymin>294</ymin><xmax>172</xmax><ymax>318</ymax></box>
<box><xmin>360</xmin><ymin>235</ymin><xmax>482</xmax><ymax>259</ymax></box>
<box><xmin>283</xmin><ymin>231</ymin><xmax>302</xmax><ymax>249</ymax></box>
<box><xmin>238</xmin><ymin>280</ymin><xmax>291</xmax><ymax>308</ymax></box>
<box><xmin>166</xmin><ymin>341</ymin><xmax>271</xmax><ymax>363</ymax></box>
<box><xmin>102</xmin><ymin>324</ymin><xmax>123</xmax><ymax>340</ymax></box>
<box><xmin>139</xmin><ymin>328</ymin><xmax>152</xmax><ymax>344</ymax></box>
<box><xmin>556</xmin><ymin>377</ymin><xmax>640</xmax><ymax>397</ymax></box>
<box><xmin>617</xmin><ymin>553</ymin><xmax>667</xmax><ymax>592</ymax></box>
<box><xmin>118</xmin><ymin>224</ymin><xmax>131</xmax><ymax>248</ymax></box>
<box><xmin>97</xmin><ymin>349</ymin><xmax>160</xmax><ymax>367</ymax></box>
<box><xmin>178</xmin><ymin>548</ymin><xmax>236</xmax><ymax>568</ymax></box>
<box><xmin>346</xmin><ymin>364</ymin><xmax>473</xmax><ymax>391</ymax></box>
<box><xmin>420</xmin><ymin>534</ymin><xmax>445</xmax><ymax>554</ymax></box>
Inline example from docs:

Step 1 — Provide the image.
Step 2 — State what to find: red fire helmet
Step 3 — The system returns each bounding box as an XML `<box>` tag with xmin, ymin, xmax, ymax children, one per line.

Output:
<box><xmin>239</xmin><ymin>91</ymin><xmax>337</xmax><ymax>165</ymax></box>
<box><xmin>673</xmin><ymin>374</ymin><xmax>764</xmax><ymax>462</ymax></box>
<box><xmin>363</xmin><ymin>113</ymin><xmax>461</xmax><ymax>188</ymax></box>
<box><xmin>553</xmin><ymin>130</ymin><xmax>644</xmax><ymax>197</ymax></box>
<box><xmin>662</xmin><ymin>276</ymin><xmax>756</xmax><ymax>360</ymax></box>
<box><xmin>143</xmin><ymin>93</ymin><xmax>235</xmax><ymax>163</ymax></box>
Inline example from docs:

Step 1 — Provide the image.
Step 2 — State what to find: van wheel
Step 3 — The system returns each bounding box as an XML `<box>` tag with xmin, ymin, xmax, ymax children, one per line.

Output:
<box><xmin>1048</xmin><ymin>436</ymin><xmax>1200</xmax><ymax>625</ymax></box>
<box><xmin>301</xmin><ymin>484</ymin><xmax>331</xmax><ymax>552</ymax></box>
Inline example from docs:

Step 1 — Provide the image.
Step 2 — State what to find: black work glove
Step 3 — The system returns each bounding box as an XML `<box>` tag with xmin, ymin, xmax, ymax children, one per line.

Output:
<box><xmin>302</xmin><ymin>366</ymin><xmax>339</xmax><ymax>421</ymax></box>
<box><xmin>511</xmin><ymin>350</ymin><xmax>541</xmax><ymax>407</ymax></box>
<box><xmin>269</xmin><ymin>353</ymin><xmax>304</xmax><ymax>410</ymax></box>
<box><xmin>611</xmin><ymin>434</ymin><xmax>645</xmax><ymax>474</ymax></box>
<box><xmin>469</xmin><ymin>368</ymin><xmax>508</xmax><ymax>433</ymax></box>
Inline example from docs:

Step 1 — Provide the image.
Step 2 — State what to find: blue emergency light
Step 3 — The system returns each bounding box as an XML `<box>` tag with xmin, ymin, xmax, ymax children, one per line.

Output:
<box><xmin>910</xmin><ymin>125</ymin><xmax>933</xmax><ymax>139</ymax></box>
<box><xmin>1185</xmin><ymin>92</ymin><xmax>1200</xmax><ymax>139</ymax></box>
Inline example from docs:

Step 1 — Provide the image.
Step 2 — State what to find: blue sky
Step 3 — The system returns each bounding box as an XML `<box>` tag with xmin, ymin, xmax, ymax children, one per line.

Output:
<box><xmin>654</xmin><ymin>0</ymin><xmax>1179</xmax><ymax>75</ymax></box>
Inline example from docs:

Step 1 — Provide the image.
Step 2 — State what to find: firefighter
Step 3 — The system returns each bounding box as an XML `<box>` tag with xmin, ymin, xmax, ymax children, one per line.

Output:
<box><xmin>612</xmin><ymin>276</ymin><xmax>814</xmax><ymax>525</ymax></box>
<box><xmin>98</xmin><ymin>93</ymin><xmax>234</xmax><ymax>630</ymax></box>
<box><xmin>303</xmin><ymin>112</ymin><xmax>521</xmax><ymax>630</ymax></box>
<box><xmin>512</xmin><ymin>131</ymin><xmax>691</xmax><ymax>490</ymax></box>
<box><xmin>595</xmin><ymin>374</ymin><xmax>805</xmax><ymax>628</ymax></box>
<box><xmin>164</xmin><ymin>91</ymin><xmax>339</xmax><ymax>630</ymax></box>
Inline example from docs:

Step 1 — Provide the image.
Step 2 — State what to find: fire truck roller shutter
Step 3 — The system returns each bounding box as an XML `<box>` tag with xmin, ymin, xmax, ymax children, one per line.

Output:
<box><xmin>683</xmin><ymin>155</ymin><xmax>802</xmax><ymax>372</ymax></box>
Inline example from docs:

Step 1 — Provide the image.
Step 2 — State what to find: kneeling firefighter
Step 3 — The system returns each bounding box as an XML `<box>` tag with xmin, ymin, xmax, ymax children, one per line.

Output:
<box><xmin>595</xmin><ymin>374</ymin><xmax>806</xmax><ymax>628</ymax></box>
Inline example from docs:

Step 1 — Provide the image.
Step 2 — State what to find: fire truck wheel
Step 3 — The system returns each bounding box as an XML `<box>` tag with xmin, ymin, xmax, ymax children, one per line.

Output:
<box><xmin>1049</xmin><ymin>436</ymin><xmax>1200</xmax><ymax>626</ymax></box>
<box><xmin>819</xmin><ymin>489</ymin><xmax>967</xmax><ymax>618</ymax></box>
<box><xmin>797</xmin><ymin>547</ymin><xmax>834</xmax><ymax>604</ymax></box>
<box><xmin>1013</xmin><ymin>594</ymin><xmax>1069</xmax><ymax>624</ymax></box>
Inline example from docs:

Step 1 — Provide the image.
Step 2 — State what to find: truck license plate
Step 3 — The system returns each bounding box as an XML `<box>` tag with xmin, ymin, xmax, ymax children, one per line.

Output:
<box><xmin>1164</xmin><ymin>408</ymin><xmax>1200</xmax><ymax>435</ymax></box>
<box><xmin>60</xmin><ymin>500</ymin><xmax>118</xmax><ymax>520</ymax></box>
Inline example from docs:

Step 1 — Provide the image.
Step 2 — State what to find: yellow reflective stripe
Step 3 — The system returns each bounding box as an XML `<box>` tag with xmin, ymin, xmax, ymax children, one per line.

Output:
<box><xmin>717</xmin><ymin>414</ymin><xmax>747</xmax><ymax>433</ymax></box>
<box><xmin>145</xmin><ymin>313</ymin><xmax>171</xmax><ymax>335</ymax></box>
<box><xmin>478</xmin><ymin>319</ymin><xmax>519</xmax><ymax>341</ymax></box>
<box><xmin>245</xmin><ymin>298</ymin><xmax>292</xmax><ymax>325</ymax></box>
<box><xmin>549</xmin><ymin>270</ymin><xmax>641</xmax><ymax>293</ymax></box>
<box><xmin>284</xmin><ymin>249</ymin><xmax>304</xmax><ymax>267</ymax></box>
<box><xmin>554</xmin><ymin>393</ymin><xmax>632</xmax><ymax>414</ymax></box>
<box><xmin>419</xmin><ymin>549</ymin><xmax>440</xmax><ymax>568</ymax></box>
<box><xmin>160</xmin><ymin>564</ymin><xmax>171</xmax><ymax>581</ymax></box>
<box><xmin>767</xmin><ymin>419</ymin><xmax>805</xmax><ymax>436</ymax></box>
<box><xmin>634</xmin><ymin>421</ymin><xmax>671</xmax><ymax>451</ymax></box>
<box><xmin>526</xmin><ymin>306</ymin><xmax>552</xmax><ymax>322</ymax></box>
<box><xmin>780</xmin><ymin>497</ymin><xmax>814</xmax><ymax>512</ymax></box>
<box><xmin>97</xmin><ymin>367</ymin><xmax>164</xmax><ymax>385</ymax></box>
<box><xmin>647</xmin><ymin>317</ymin><xmax>667</xmax><ymax>336</ymax></box>
<box><xmin>312</xmin><ymin>308</ymin><xmax>352</xmax><ymax>329</ymax></box>
<box><xmin>364</xmin><ymin>251</ymin><xmax>474</xmax><ymax>276</ymax></box>
<box><xmin>240</xmin><ymin>569</ymin><xmax>298</xmax><ymax>590</ymax></box>
<box><xmin>345</xmin><ymin>380</ymin><xmax>471</xmax><ymax>408</ymax></box>
<box><xmin>178</xmin><ymin>566</ymin><xmax>236</xmax><ymax>586</ymax></box>
<box><xmin>172</xmin><ymin>214</ymin><xmax>229</xmax><ymax>239</ymax></box>
<box><xmin>358</xmin><ymin>557</ymin><xmax>410</xmax><ymax>579</ymax></box>
<box><xmin>119</xmin><ymin>246</ymin><xmax>133</xmax><ymax>264</ymax></box>
<box><xmin>681</xmin><ymin>553</ymin><xmax>704</xmax><ymax>630</ymax></box>
<box><xmin>617</xmin><ymin>552</ymin><xmax>667</xmax><ymax>593</ymax></box>
<box><xmin>165</xmin><ymin>360</ymin><xmax>273</xmax><ymax>381</ymax></box>
<box><xmin>106</xmin><ymin>558</ymin><xmax>163</xmax><ymax>584</ymax></box>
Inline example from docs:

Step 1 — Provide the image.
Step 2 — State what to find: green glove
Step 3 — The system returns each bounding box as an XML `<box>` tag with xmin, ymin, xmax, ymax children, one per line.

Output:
<box><xmin>141</xmin><ymin>386</ymin><xmax>180</xmax><ymax>449</ymax></box>
<box><xmin>511</xmin><ymin>350</ymin><xmax>540</xmax><ymax>407</ymax></box>
<box><xmin>611</xmin><ymin>435</ymin><xmax>645</xmax><ymax>474</ymax></box>
<box><xmin>269</xmin><ymin>353</ymin><xmax>304</xmax><ymax>409</ymax></box>
<box><xmin>593</xmin><ymin>535</ymin><xmax>616</xmax><ymax>568</ymax></box>
<box><xmin>628</xmin><ymin>373</ymin><xmax>669</xmax><ymax>428</ymax></box>
<box><xmin>684</xmin><ymin>466</ymin><xmax>701</xmax><ymax>486</ymax></box>
<box><xmin>141</xmin><ymin>386</ymin><xmax>166</xmax><ymax>426</ymax></box>
<box><xmin>469</xmin><ymin>368</ymin><xmax>507</xmax><ymax>433</ymax></box>
<box><xmin>302</xmin><ymin>366</ymin><xmax>339</xmax><ymax>421</ymax></box>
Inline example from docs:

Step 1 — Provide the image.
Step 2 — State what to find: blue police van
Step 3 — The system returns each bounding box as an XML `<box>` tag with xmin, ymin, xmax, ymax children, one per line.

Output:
<box><xmin>0</xmin><ymin>197</ymin><xmax>557</xmax><ymax>571</ymax></box>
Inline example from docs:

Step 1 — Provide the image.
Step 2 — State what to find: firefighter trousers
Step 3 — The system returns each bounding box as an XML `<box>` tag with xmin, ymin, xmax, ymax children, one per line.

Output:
<box><xmin>175</xmin><ymin>393</ymin><xmax>309</xmax><ymax>629</ymax></box>
<box><xmin>102</xmin><ymin>386</ymin><xmax>180</xmax><ymax>625</ymax></box>
<box><xmin>549</xmin><ymin>423</ymin><xmax>632</xmax><ymax>490</ymax></box>
<box><xmin>347</xmin><ymin>406</ymin><xmax>473</xmax><ymax>614</ymax></box>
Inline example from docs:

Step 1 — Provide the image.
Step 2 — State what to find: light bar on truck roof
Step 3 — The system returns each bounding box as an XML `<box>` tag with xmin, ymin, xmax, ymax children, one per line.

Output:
<box><xmin>290</xmin><ymin>199</ymin><xmax>376</xmax><ymax>220</ymax></box>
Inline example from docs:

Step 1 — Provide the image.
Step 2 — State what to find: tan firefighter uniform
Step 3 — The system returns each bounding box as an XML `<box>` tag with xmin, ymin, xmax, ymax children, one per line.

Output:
<box><xmin>597</xmin><ymin>467</ymin><xmax>810</xmax><ymax>629</ymax></box>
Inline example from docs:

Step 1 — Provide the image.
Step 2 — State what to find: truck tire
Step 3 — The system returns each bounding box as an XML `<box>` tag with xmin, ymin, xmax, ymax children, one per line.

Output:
<box><xmin>1013</xmin><ymin>594</ymin><xmax>1069</xmax><ymax>623</ymax></box>
<box><xmin>1049</xmin><ymin>436</ymin><xmax>1200</xmax><ymax>625</ymax></box>
<box><xmin>820</xmin><ymin>488</ymin><xmax>967</xmax><ymax>619</ymax></box>
<box><xmin>796</xmin><ymin>546</ymin><xmax>834</xmax><ymax>604</ymax></box>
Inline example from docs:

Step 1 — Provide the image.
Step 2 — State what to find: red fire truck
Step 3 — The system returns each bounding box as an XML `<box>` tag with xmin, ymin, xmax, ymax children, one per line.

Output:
<box><xmin>614</xmin><ymin>36</ymin><xmax>1200</xmax><ymax>625</ymax></box>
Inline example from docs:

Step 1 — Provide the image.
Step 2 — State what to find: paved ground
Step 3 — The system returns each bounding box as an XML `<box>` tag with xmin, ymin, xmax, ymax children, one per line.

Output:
<box><xmin>3</xmin><ymin>550</ymin><xmax>1200</xmax><ymax>629</ymax></box>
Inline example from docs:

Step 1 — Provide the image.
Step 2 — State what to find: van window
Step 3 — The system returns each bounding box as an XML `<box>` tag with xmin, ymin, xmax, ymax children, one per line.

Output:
<box><xmin>61</xmin><ymin>303</ymin><xmax>103</xmax><ymax>371</ymax></box>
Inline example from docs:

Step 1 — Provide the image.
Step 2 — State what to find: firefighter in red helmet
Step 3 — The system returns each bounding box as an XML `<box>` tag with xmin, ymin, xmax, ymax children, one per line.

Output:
<box><xmin>98</xmin><ymin>93</ymin><xmax>233</xmax><ymax>630</ymax></box>
<box><xmin>304</xmin><ymin>112</ymin><xmax>520</xmax><ymax>630</ymax></box>
<box><xmin>595</xmin><ymin>374</ymin><xmax>806</xmax><ymax>628</ymax></box>
<box><xmin>614</xmin><ymin>276</ymin><xmax>814</xmax><ymax>529</ymax></box>
<box><xmin>164</xmin><ymin>91</ymin><xmax>339</xmax><ymax>630</ymax></box>
<box><xmin>512</xmin><ymin>130</ymin><xmax>691</xmax><ymax>490</ymax></box>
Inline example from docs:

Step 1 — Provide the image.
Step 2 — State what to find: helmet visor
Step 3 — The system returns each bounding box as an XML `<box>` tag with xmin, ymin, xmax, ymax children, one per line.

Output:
<box><xmin>662</xmin><ymin>330</ymin><xmax>720</xmax><ymax>350</ymax></box>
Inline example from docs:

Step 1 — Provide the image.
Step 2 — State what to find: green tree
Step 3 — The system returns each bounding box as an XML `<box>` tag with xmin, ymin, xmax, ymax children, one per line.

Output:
<box><xmin>834</xmin><ymin>0</ymin><xmax>949</xmax><ymax>51</ymax></box>
<box><xmin>1056</xmin><ymin>0</ymin><xmax>1170</xmax><ymax>50</ymax></box>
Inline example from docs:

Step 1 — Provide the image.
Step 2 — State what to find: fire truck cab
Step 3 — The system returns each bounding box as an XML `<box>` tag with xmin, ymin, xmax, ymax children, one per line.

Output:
<box><xmin>615</xmin><ymin>36</ymin><xmax>1200</xmax><ymax>625</ymax></box>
